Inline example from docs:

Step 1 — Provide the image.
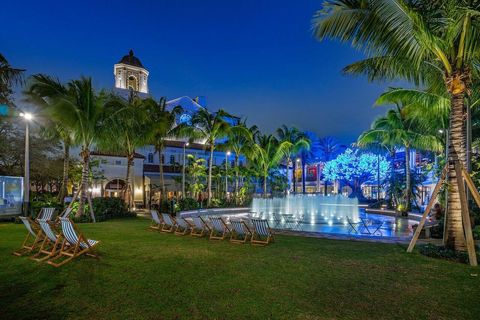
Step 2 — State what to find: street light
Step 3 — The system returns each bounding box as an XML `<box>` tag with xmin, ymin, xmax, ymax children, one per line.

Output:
<box><xmin>182</xmin><ymin>142</ymin><xmax>189</xmax><ymax>199</ymax></box>
<box><xmin>225</xmin><ymin>151</ymin><xmax>231</xmax><ymax>199</ymax></box>
<box><xmin>19</xmin><ymin>112</ymin><xmax>33</xmax><ymax>216</ymax></box>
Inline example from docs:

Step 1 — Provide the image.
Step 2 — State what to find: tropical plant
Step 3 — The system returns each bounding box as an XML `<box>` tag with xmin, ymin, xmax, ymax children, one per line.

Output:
<box><xmin>357</xmin><ymin>106</ymin><xmax>442</xmax><ymax>211</ymax></box>
<box><xmin>25</xmin><ymin>75</ymin><xmax>109</xmax><ymax>219</ymax></box>
<box><xmin>143</xmin><ymin>97</ymin><xmax>182</xmax><ymax>200</ymax></box>
<box><xmin>171</xmin><ymin>108</ymin><xmax>231</xmax><ymax>205</ymax></box>
<box><xmin>0</xmin><ymin>53</ymin><xmax>24</xmax><ymax>104</ymax></box>
<box><xmin>318</xmin><ymin>136</ymin><xmax>343</xmax><ymax>195</ymax></box>
<box><xmin>186</xmin><ymin>154</ymin><xmax>207</xmax><ymax>199</ymax></box>
<box><xmin>251</xmin><ymin>134</ymin><xmax>292</xmax><ymax>197</ymax></box>
<box><xmin>314</xmin><ymin>0</ymin><xmax>480</xmax><ymax>251</ymax></box>
<box><xmin>276</xmin><ymin>125</ymin><xmax>310</xmax><ymax>194</ymax></box>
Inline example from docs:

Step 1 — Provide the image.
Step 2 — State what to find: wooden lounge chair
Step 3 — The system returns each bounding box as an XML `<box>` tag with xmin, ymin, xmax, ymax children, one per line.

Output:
<box><xmin>251</xmin><ymin>218</ymin><xmax>274</xmax><ymax>245</ymax></box>
<box><xmin>161</xmin><ymin>213</ymin><xmax>176</xmax><ymax>233</ymax></box>
<box><xmin>229</xmin><ymin>219</ymin><xmax>252</xmax><ymax>244</ymax></box>
<box><xmin>149</xmin><ymin>210</ymin><xmax>163</xmax><ymax>230</ymax></box>
<box><xmin>209</xmin><ymin>216</ymin><xmax>231</xmax><ymax>240</ymax></box>
<box><xmin>31</xmin><ymin>219</ymin><xmax>64</xmax><ymax>262</ymax></box>
<box><xmin>39</xmin><ymin>207</ymin><xmax>56</xmax><ymax>221</ymax></box>
<box><xmin>13</xmin><ymin>216</ymin><xmax>45</xmax><ymax>256</ymax></box>
<box><xmin>190</xmin><ymin>216</ymin><xmax>211</xmax><ymax>237</ymax></box>
<box><xmin>175</xmin><ymin>217</ymin><xmax>193</xmax><ymax>235</ymax></box>
<box><xmin>47</xmin><ymin>217</ymin><xmax>100</xmax><ymax>267</ymax></box>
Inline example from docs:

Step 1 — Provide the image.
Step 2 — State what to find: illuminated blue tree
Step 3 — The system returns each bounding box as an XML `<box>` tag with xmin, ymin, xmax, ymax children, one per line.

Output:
<box><xmin>323</xmin><ymin>149</ymin><xmax>389</xmax><ymax>195</ymax></box>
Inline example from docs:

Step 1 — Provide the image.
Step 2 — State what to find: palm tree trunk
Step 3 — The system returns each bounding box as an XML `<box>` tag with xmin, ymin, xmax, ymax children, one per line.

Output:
<box><xmin>157</xmin><ymin>144</ymin><xmax>166</xmax><ymax>201</ymax></box>
<box><xmin>405</xmin><ymin>145</ymin><xmax>411</xmax><ymax>212</ymax></box>
<box><xmin>286</xmin><ymin>156</ymin><xmax>291</xmax><ymax>194</ymax></box>
<box><xmin>446</xmin><ymin>91</ymin><xmax>467</xmax><ymax>251</ymax></box>
<box><xmin>293</xmin><ymin>160</ymin><xmax>297</xmax><ymax>194</ymax></box>
<box><xmin>125</xmin><ymin>153</ymin><xmax>134</xmax><ymax>210</ymax></box>
<box><xmin>390</xmin><ymin>149</ymin><xmax>396</xmax><ymax>208</ymax></box>
<box><xmin>302</xmin><ymin>156</ymin><xmax>306</xmax><ymax>194</ymax></box>
<box><xmin>76</xmin><ymin>148</ymin><xmax>90</xmax><ymax>217</ymax></box>
<box><xmin>57</xmin><ymin>142</ymin><xmax>70</xmax><ymax>204</ymax></box>
<box><xmin>207</xmin><ymin>145</ymin><xmax>214</xmax><ymax>206</ymax></box>
<box><xmin>234</xmin><ymin>154</ymin><xmax>239</xmax><ymax>204</ymax></box>
<box><xmin>263</xmin><ymin>174</ymin><xmax>267</xmax><ymax>198</ymax></box>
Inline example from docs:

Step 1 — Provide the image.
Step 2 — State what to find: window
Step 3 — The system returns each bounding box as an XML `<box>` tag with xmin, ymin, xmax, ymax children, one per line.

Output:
<box><xmin>114</xmin><ymin>160</ymin><xmax>122</xmax><ymax>166</ymax></box>
<box><xmin>231</xmin><ymin>160</ymin><xmax>235</xmax><ymax>167</ymax></box>
<box><xmin>161</xmin><ymin>155</ymin><xmax>165</xmax><ymax>164</ymax></box>
<box><xmin>170</xmin><ymin>155</ymin><xmax>175</xmax><ymax>164</ymax></box>
<box><xmin>147</xmin><ymin>153</ymin><xmax>154</xmax><ymax>163</ymax></box>
<box><xmin>127</xmin><ymin>75</ymin><xmax>138</xmax><ymax>91</ymax></box>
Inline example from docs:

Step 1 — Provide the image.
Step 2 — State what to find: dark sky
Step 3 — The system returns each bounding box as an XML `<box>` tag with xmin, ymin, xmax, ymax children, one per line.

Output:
<box><xmin>2</xmin><ymin>0</ymin><xmax>391</xmax><ymax>143</ymax></box>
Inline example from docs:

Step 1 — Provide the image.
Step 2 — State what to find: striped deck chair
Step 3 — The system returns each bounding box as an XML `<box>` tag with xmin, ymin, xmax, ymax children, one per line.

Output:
<box><xmin>149</xmin><ymin>210</ymin><xmax>163</xmax><ymax>230</ymax></box>
<box><xmin>251</xmin><ymin>218</ymin><xmax>274</xmax><ymax>245</ymax></box>
<box><xmin>47</xmin><ymin>217</ymin><xmax>100</xmax><ymax>267</ymax></box>
<box><xmin>161</xmin><ymin>213</ymin><xmax>176</xmax><ymax>233</ymax></box>
<box><xmin>13</xmin><ymin>216</ymin><xmax>45</xmax><ymax>256</ymax></box>
<box><xmin>209</xmin><ymin>216</ymin><xmax>231</xmax><ymax>240</ymax></box>
<box><xmin>175</xmin><ymin>218</ymin><xmax>193</xmax><ymax>235</ymax></box>
<box><xmin>39</xmin><ymin>207</ymin><xmax>56</xmax><ymax>221</ymax></box>
<box><xmin>31</xmin><ymin>219</ymin><xmax>64</xmax><ymax>262</ymax></box>
<box><xmin>190</xmin><ymin>216</ymin><xmax>211</xmax><ymax>237</ymax></box>
<box><xmin>229</xmin><ymin>219</ymin><xmax>252</xmax><ymax>244</ymax></box>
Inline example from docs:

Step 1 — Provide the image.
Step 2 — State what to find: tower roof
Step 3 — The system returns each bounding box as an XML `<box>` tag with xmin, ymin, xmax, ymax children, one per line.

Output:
<box><xmin>118</xmin><ymin>50</ymin><xmax>145</xmax><ymax>68</ymax></box>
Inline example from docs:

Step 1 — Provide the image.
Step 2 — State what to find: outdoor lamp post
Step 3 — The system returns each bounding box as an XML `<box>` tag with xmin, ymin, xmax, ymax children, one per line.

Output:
<box><xmin>20</xmin><ymin>112</ymin><xmax>33</xmax><ymax>216</ymax></box>
<box><xmin>182</xmin><ymin>142</ymin><xmax>189</xmax><ymax>199</ymax></box>
<box><xmin>225</xmin><ymin>151</ymin><xmax>231</xmax><ymax>199</ymax></box>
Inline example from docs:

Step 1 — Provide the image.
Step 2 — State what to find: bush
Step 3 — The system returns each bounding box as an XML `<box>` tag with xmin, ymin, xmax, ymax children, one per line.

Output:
<box><xmin>30</xmin><ymin>193</ymin><xmax>63</xmax><ymax>218</ymax></box>
<box><xmin>418</xmin><ymin>244</ymin><xmax>479</xmax><ymax>264</ymax></box>
<box><xmin>473</xmin><ymin>225</ymin><xmax>480</xmax><ymax>240</ymax></box>
<box><xmin>178</xmin><ymin>198</ymin><xmax>200</xmax><ymax>211</ymax></box>
<box><xmin>71</xmin><ymin>197</ymin><xmax>136</xmax><ymax>223</ymax></box>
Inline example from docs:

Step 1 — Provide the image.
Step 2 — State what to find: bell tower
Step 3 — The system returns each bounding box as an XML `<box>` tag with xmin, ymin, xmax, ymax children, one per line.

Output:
<box><xmin>114</xmin><ymin>50</ymin><xmax>149</xmax><ymax>94</ymax></box>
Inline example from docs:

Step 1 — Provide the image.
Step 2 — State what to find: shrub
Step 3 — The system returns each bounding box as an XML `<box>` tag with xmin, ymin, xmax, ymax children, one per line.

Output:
<box><xmin>178</xmin><ymin>198</ymin><xmax>199</xmax><ymax>211</ymax></box>
<box><xmin>71</xmin><ymin>197</ymin><xmax>136</xmax><ymax>223</ymax></box>
<box><xmin>418</xmin><ymin>244</ymin><xmax>479</xmax><ymax>264</ymax></box>
<box><xmin>473</xmin><ymin>225</ymin><xmax>480</xmax><ymax>240</ymax></box>
<box><xmin>30</xmin><ymin>193</ymin><xmax>63</xmax><ymax>218</ymax></box>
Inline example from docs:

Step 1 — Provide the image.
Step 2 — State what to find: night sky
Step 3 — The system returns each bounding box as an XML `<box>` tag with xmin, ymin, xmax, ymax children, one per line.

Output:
<box><xmin>2</xmin><ymin>0</ymin><xmax>392</xmax><ymax>143</ymax></box>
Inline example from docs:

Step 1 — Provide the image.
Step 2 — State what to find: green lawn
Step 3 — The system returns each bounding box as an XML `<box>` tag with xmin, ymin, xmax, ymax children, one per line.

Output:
<box><xmin>1</xmin><ymin>218</ymin><xmax>479</xmax><ymax>320</ymax></box>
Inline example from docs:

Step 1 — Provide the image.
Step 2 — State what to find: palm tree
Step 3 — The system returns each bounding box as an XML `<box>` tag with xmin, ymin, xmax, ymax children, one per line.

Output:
<box><xmin>252</xmin><ymin>134</ymin><xmax>293</xmax><ymax>197</ymax></box>
<box><xmin>318</xmin><ymin>136</ymin><xmax>342</xmax><ymax>195</ymax></box>
<box><xmin>0</xmin><ymin>53</ymin><xmax>24</xmax><ymax>104</ymax></box>
<box><xmin>313</xmin><ymin>0</ymin><xmax>480</xmax><ymax>251</ymax></box>
<box><xmin>101</xmin><ymin>92</ymin><xmax>149</xmax><ymax>209</ymax></box>
<box><xmin>172</xmin><ymin>108</ymin><xmax>231</xmax><ymax>205</ymax></box>
<box><xmin>143</xmin><ymin>97</ymin><xmax>182</xmax><ymax>201</ymax></box>
<box><xmin>357</xmin><ymin>106</ymin><xmax>442</xmax><ymax>211</ymax></box>
<box><xmin>276</xmin><ymin>125</ymin><xmax>310</xmax><ymax>194</ymax></box>
<box><xmin>219</xmin><ymin>120</ymin><xmax>255</xmax><ymax>203</ymax></box>
<box><xmin>25</xmin><ymin>75</ymin><xmax>109</xmax><ymax>219</ymax></box>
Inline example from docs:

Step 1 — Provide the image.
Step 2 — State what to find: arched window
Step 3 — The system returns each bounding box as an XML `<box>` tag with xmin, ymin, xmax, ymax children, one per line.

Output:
<box><xmin>127</xmin><ymin>75</ymin><xmax>138</xmax><ymax>91</ymax></box>
<box><xmin>147</xmin><ymin>153</ymin><xmax>154</xmax><ymax>163</ymax></box>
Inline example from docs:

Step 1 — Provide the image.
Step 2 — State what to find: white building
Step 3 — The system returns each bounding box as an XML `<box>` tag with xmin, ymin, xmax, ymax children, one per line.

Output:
<box><xmin>87</xmin><ymin>51</ymin><xmax>244</xmax><ymax>208</ymax></box>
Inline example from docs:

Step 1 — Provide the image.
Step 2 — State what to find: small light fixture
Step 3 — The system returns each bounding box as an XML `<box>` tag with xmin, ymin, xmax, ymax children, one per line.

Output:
<box><xmin>20</xmin><ymin>112</ymin><xmax>34</xmax><ymax>120</ymax></box>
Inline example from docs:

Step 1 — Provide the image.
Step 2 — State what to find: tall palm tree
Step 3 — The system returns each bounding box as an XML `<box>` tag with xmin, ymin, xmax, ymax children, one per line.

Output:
<box><xmin>252</xmin><ymin>134</ymin><xmax>292</xmax><ymax>197</ymax></box>
<box><xmin>101</xmin><ymin>92</ymin><xmax>149</xmax><ymax>209</ymax></box>
<box><xmin>143</xmin><ymin>97</ymin><xmax>182</xmax><ymax>201</ymax></box>
<box><xmin>276</xmin><ymin>125</ymin><xmax>310</xmax><ymax>194</ymax></box>
<box><xmin>25</xmin><ymin>75</ymin><xmax>109</xmax><ymax>219</ymax></box>
<box><xmin>358</xmin><ymin>106</ymin><xmax>442</xmax><ymax>211</ymax></box>
<box><xmin>172</xmin><ymin>108</ymin><xmax>231</xmax><ymax>205</ymax></box>
<box><xmin>0</xmin><ymin>53</ymin><xmax>24</xmax><ymax>104</ymax></box>
<box><xmin>313</xmin><ymin>0</ymin><xmax>480</xmax><ymax>251</ymax></box>
<box><xmin>219</xmin><ymin>120</ymin><xmax>255</xmax><ymax>203</ymax></box>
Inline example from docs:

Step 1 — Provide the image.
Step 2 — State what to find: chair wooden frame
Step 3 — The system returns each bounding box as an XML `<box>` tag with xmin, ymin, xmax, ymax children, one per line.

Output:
<box><xmin>190</xmin><ymin>216</ymin><xmax>211</xmax><ymax>237</ymax></box>
<box><xmin>229</xmin><ymin>219</ymin><xmax>252</xmax><ymax>244</ymax></box>
<box><xmin>149</xmin><ymin>210</ymin><xmax>163</xmax><ymax>231</ymax></box>
<box><xmin>209</xmin><ymin>216</ymin><xmax>231</xmax><ymax>240</ymax></box>
<box><xmin>174</xmin><ymin>218</ymin><xmax>193</xmax><ymax>235</ymax></box>
<box><xmin>31</xmin><ymin>219</ymin><xmax>64</xmax><ymax>262</ymax></box>
<box><xmin>13</xmin><ymin>217</ymin><xmax>45</xmax><ymax>256</ymax></box>
<box><xmin>161</xmin><ymin>213</ymin><xmax>176</xmax><ymax>233</ymax></box>
<box><xmin>251</xmin><ymin>218</ymin><xmax>274</xmax><ymax>246</ymax></box>
<box><xmin>47</xmin><ymin>218</ymin><xmax>100</xmax><ymax>267</ymax></box>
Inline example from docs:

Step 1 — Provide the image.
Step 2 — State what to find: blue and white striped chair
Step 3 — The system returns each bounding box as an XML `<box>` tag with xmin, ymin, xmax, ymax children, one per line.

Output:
<box><xmin>209</xmin><ymin>216</ymin><xmax>231</xmax><ymax>240</ymax></box>
<box><xmin>31</xmin><ymin>219</ymin><xmax>63</xmax><ymax>262</ymax></box>
<box><xmin>161</xmin><ymin>213</ymin><xmax>176</xmax><ymax>233</ymax></box>
<box><xmin>190</xmin><ymin>216</ymin><xmax>211</xmax><ymax>237</ymax></box>
<box><xmin>47</xmin><ymin>217</ymin><xmax>100</xmax><ymax>267</ymax></box>
<box><xmin>13</xmin><ymin>216</ymin><xmax>45</xmax><ymax>256</ymax></box>
<box><xmin>39</xmin><ymin>207</ymin><xmax>56</xmax><ymax>221</ymax></box>
<box><xmin>149</xmin><ymin>210</ymin><xmax>163</xmax><ymax>230</ymax></box>
<box><xmin>251</xmin><ymin>218</ymin><xmax>274</xmax><ymax>245</ymax></box>
<box><xmin>175</xmin><ymin>218</ymin><xmax>193</xmax><ymax>235</ymax></box>
<box><xmin>229</xmin><ymin>219</ymin><xmax>252</xmax><ymax>244</ymax></box>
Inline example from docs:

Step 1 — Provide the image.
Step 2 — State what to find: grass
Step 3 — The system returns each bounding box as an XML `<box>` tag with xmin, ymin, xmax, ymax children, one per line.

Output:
<box><xmin>1</xmin><ymin>217</ymin><xmax>479</xmax><ymax>320</ymax></box>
